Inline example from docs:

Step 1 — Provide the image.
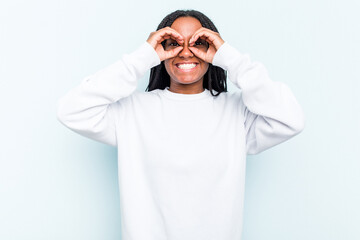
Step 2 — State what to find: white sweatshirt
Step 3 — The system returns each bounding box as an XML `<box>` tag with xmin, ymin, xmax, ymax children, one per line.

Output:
<box><xmin>56</xmin><ymin>41</ymin><xmax>305</xmax><ymax>240</ymax></box>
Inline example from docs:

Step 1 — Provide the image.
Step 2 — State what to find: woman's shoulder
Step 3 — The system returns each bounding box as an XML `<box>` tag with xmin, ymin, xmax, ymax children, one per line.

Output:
<box><xmin>214</xmin><ymin>90</ymin><xmax>246</xmax><ymax>112</ymax></box>
<box><xmin>116</xmin><ymin>89</ymin><xmax>162</xmax><ymax>106</ymax></box>
<box><xmin>132</xmin><ymin>89</ymin><xmax>163</xmax><ymax>100</ymax></box>
<box><xmin>216</xmin><ymin>89</ymin><xmax>243</xmax><ymax>101</ymax></box>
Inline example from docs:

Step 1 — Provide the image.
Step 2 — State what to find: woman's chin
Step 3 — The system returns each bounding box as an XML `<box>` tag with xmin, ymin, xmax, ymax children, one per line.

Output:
<box><xmin>175</xmin><ymin>78</ymin><xmax>201</xmax><ymax>85</ymax></box>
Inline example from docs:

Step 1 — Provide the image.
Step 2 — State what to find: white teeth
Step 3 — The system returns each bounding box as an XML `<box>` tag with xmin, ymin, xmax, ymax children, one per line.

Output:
<box><xmin>177</xmin><ymin>63</ymin><xmax>197</xmax><ymax>69</ymax></box>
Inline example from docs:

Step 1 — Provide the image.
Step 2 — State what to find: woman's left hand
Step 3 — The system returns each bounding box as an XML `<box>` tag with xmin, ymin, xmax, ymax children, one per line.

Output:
<box><xmin>188</xmin><ymin>28</ymin><xmax>225</xmax><ymax>64</ymax></box>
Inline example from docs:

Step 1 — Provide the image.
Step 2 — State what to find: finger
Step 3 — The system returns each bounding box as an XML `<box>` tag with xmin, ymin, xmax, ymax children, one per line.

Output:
<box><xmin>190</xmin><ymin>28</ymin><xmax>224</xmax><ymax>50</ymax></box>
<box><xmin>158</xmin><ymin>28</ymin><xmax>184</xmax><ymax>43</ymax></box>
<box><xmin>190</xmin><ymin>31</ymin><xmax>218</xmax><ymax>46</ymax></box>
<box><xmin>188</xmin><ymin>46</ymin><xmax>206</xmax><ymax>62</ymax></box>
<box><xmin>189</xmin><ymin>28</ymin><xmax>213</xmax><ymax>44</ymax></box>
<box><xmin>162</xmin><ymin>46</ymin><xmax>183</xmax><ymax>61</ymax></box>
<box><xmin>189</xmin><ymin>27</ymin><xmax>208</xmax><ymax>41</ymax></box>
<box><xmin>161</xmin><ymin>32</ymin><xmax>183</xmax><ymax>42</ymax></box>
<box><xmin>165</xmin><ymin>27</ymin><xmax>185</xmax><ymax>41</ymax></box>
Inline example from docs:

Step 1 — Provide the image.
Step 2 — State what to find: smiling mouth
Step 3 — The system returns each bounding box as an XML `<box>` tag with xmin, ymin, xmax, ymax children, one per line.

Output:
<box><xmin>175</xmin><ymin>63</ymin><xmax>198</xmax><ymax>71</ymax></box>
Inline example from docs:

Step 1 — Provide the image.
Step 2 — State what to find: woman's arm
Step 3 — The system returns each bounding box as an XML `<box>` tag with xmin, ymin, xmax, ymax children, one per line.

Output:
<box><xmin>212</xmin><ymin>42</ymin><xmax>305</xmax><ymax>155</ymax></box>
<box><xmin>56</xmin><ymin>42</ymin><xmax>160</xmax><ymax>146</ymax></box>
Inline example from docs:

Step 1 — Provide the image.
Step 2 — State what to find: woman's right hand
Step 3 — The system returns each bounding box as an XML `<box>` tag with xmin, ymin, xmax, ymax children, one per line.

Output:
<box><xmin>146</xmin><ymin>27</ymin><xmax>184</xmax><ymax>62</ymax></box>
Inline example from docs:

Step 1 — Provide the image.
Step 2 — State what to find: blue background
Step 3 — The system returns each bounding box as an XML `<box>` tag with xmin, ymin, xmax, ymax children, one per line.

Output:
<box><xmin>1</xmin><ymin>0</ymin><xmax>359</xmax><ymax>239</ymax></box>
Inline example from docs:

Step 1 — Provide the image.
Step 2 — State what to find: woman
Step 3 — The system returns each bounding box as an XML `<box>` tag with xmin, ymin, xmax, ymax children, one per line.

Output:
<box><xmin>57</xmin><ymin>9</ymin><xmax>305</xmax><ymax>240</ymax></box>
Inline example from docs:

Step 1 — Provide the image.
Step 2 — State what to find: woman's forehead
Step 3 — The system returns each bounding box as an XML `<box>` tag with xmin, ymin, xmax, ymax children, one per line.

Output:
<box><xmin>170</xmin><ymin>17</ymin><xmax>202</xmax><ymax>38</ymax></box>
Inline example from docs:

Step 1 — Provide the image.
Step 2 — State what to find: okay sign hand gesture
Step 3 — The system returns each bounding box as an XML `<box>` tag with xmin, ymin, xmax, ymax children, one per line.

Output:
<box><xmin>146</xmin><ymin>27</ymin><xmax>184</xmax><ymax>62</ymax></box>
<box><xmin>188</xmin><ymin>27</ymin><xmax>225</xmax><ymax>63</ymax></box>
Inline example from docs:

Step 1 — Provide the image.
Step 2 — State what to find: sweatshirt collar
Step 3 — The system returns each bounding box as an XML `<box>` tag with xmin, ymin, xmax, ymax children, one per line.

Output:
<box><xmin>162</xmin><ymin>87</ymin><xmax>211</xmax><ymax>101</ymax></box>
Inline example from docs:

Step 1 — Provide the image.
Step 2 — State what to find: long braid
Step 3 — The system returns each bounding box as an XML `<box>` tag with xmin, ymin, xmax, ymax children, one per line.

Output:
<box><xmin>145</xmin><ymin>10</ymin><xmax>227</xmax><ymax>97</ymax></box>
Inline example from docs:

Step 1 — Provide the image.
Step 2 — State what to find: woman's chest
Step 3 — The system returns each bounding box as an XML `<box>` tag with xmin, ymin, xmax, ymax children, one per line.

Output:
<box><xmin>118</xmin><ymin>98</ymin><xmax>245</xmax><ymax>151</ymax></box>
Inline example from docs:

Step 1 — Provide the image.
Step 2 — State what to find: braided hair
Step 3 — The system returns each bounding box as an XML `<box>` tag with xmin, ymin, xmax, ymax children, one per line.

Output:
<box><xmin>145</xmin><ymin>10</ymin><xmax>227</xmax><ymax>97</ymax></box>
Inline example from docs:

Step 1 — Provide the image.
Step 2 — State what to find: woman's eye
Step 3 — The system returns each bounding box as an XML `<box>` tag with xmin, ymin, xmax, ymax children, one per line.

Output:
<box><xmin>169</xmin><ymin>42</ymin><xmax>180</xmax><ymax>46</ymax></box>
<box><xmin>194</xmin><ymin>40</ymin><xmax>208</xmax><ymax>48</ymax></box>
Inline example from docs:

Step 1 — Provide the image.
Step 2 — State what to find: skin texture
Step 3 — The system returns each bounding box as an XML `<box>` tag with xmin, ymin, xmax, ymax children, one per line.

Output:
<box><xmin>146</xmin><ymin>16</ymin><xmax>225</xmax><ymax>94</ymax></box>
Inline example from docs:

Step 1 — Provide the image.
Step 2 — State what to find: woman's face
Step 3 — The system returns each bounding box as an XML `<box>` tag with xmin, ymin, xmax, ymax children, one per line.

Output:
<box><xmin>164</xmin><ymin>17</ymin><xmax>209</xmax><ymax>89</ymax></box>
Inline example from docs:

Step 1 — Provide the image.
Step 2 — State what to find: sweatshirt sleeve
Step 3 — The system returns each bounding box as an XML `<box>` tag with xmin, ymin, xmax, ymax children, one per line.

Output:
<box><xmin>56</xmin><ymin>42</ymin><xmax>160</xmax><ymax>147</ymax></box>
<box><xmin>212</xmin><ymin>42</ymin><xmax>305</xmax><ymax>155</ymax></box>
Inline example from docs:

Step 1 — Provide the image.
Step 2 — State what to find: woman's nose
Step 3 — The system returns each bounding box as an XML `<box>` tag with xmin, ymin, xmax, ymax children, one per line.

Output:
<box><xmin>178</xmin><ymin>43</ymin><xmax>194</xmax><ymax>58</ymax></box>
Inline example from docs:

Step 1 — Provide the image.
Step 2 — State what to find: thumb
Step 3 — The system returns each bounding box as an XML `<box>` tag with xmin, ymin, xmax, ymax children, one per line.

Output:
<box><xmin>188</xmin><ymin>47</ymin><xmax>206</xmax><ymax>62</ymax></box>
<box><xmin>163</xmin><ymin>46</ymin><xmax>183</xmax><ymax>60</ymax></box>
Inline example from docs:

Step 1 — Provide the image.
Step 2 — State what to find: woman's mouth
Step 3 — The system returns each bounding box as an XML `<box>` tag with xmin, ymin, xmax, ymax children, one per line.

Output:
<box><xmin>175</xmin><ymin>63</ymin><xmax>198</xmax><ymax>72</ymax></box>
